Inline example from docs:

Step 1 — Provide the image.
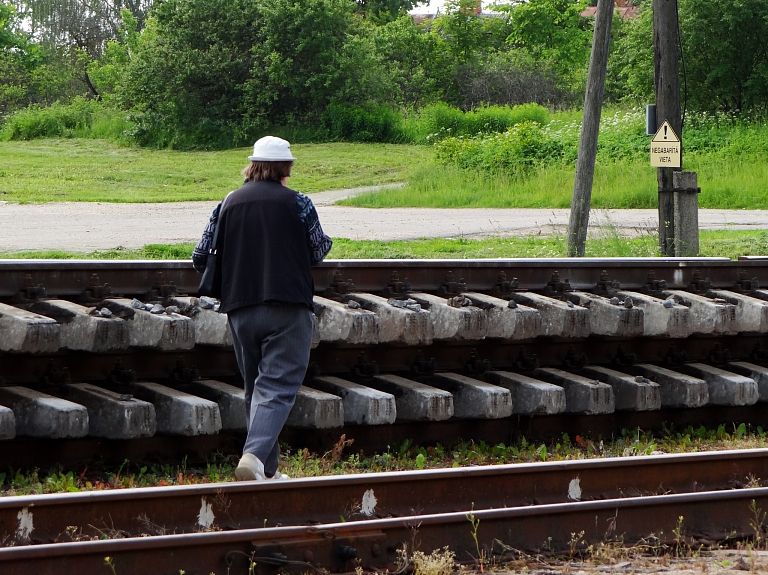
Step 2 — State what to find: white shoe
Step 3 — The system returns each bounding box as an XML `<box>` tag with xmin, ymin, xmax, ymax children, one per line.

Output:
<box><xmin>235</xmin><ymin>453</ymin><xmax>266</xmax><ymax>481</ymax></box>
<box><xmin>268</xmin><ymin>471</ymin><xmax>290</xmax><ymax>480</ymax></box>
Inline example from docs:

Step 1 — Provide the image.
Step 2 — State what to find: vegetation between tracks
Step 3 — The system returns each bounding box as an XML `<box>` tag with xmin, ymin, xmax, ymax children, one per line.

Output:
<box><xmin>3</xmin><ymin>230</ymin><xmax>768</xmax><ymax>261</ymax></box>
<box><xmin>1</xmin><ymin>424</ymin><xmax>767</xmax><ymax>497</ymax></box>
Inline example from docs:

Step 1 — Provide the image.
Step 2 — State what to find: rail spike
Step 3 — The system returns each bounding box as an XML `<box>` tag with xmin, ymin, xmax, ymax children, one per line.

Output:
<box><xmin>706</xmin><ymin>342</ymin><xmax>731</xmax><ymax>365</ymax></box>
<box><xmin>410</xmin><ymin>350</ymin><xmax>437</xmax><ymax>376</ymax></box>
<box><xmin>171</xmin><ymin>358</ymin><xmax>200</xmax><ymax>385</ymax></box>
<box><xmin>514</xmin><ymin>349</ymin><xmax>539</xmax><ymax>372</ymax></box>
<box><xmin>325</xmin><ymin>269</ymin><xmax>355</xmax><ymax>300</ymax></box>
<box><xmin>383</xmin><ymin>270</ymin><xmax>411</xmax><ymax>298</ymax></box>
<box><xmin>543</xmin><ymin>271</ymin><xmax>572</xmax><ymax>300</ymax></box>
<box><xmin>732</xmin><ymin>269</ymin><xmax>760</xmax><ymax>294</ymax></box>
<box><xmin>463</xmin><ymin>348</ymin><xmax>492</xmax><ymax>375</ymax></box>
<box><xmin>145</xmin><ymin>271</ymin><xmax>179</xmax><ymax>301</ymax></box>
<box><xmin>611</xmin><ymin>345</ymin><xmax>637</xmax><ymax>367</ymax></box>
<box><xmin>750</xmin><ymin>343</ymin><xmax>768</xmax><ymax>363</ymax></box>
<box><xmin>80</xmin><ymin>273</ymin><xmax>113</xmax><ymax>304</ymax></box>
<box><xmin>593</xmin><ymin>270</ymin><xmax>621</xmax><ymax>298</ymax></box>
<box><xmin>641</xmin><ymin>269</ymin><xmax>667</xmax><ymax>296</ymax></box>
<box><xmin>490</xmin><ymin>271</ymin><xmax>519</xmax><ymax>300</ymax></box>
<box><xmin>562</xmin><ymin>346</ymin><xmax>588</xmax><ymax>370</ymax></box>
<box><xmin>686</xmin><ymin>269</ymin><xmax>712</xmax><ymax>294</ymax></box>
<box><xmin>437</xmin><ymin>271</ymin><xmax>467</xmax><ymax>297</ymax></box>
<box><xmin>351</xmin><ymin>352</ymin><xmax>379</xmax><ymax>378</ymax></box>
<box><xmin>663</xmin><ymin>345</ymin><xmax>688</xmax><ymax>366</ymax></box>
<box><xmin>12</xmin><ymin>273</ymin><xmax>47</xmax><ymax>304</ymax></box>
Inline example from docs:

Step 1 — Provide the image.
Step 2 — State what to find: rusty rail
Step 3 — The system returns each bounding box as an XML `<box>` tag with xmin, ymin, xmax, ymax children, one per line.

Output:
<box><xmin>2</xmin><ymin>486</ymin><xmax>768</xmax><ymax>574</ymax></box>
<box><xmin>2</xmin><ymin>450</ymin><xmax>768</xmax><ymax>549</ymax></box>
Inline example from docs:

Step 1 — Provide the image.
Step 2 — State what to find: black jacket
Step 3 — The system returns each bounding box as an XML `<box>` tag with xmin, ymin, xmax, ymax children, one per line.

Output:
<box><xmin>217</xmin><ymin>180</ymin><xmax>314</xmax><ymax>314</ymax></box>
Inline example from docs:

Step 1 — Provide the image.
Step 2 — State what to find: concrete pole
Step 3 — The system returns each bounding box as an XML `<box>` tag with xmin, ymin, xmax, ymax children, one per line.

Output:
<box><xmin>566</xmin><ymin>0</ymin><xmax>614</xmax><ymax>257</ymax></box>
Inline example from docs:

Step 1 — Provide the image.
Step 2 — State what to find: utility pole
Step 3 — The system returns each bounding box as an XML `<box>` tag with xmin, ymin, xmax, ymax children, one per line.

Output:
<box><xmin>654</xmin><ymin>0</ymin><xmax>699</xmax><ymax>255</ymax></box>
<box><xmin>566</xmin><ymin>0</ymin><xmax>614</xmax><ymax>257</ymax></box>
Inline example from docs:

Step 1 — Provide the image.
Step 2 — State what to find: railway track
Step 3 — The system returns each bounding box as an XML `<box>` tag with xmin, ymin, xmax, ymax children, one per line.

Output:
<box><xmin>2</xmin><ymin>449</ymin><xmax>768</xmax><ymax>573</ymax></box>
<box><xmin>3</xmin><ymin>257</ymin><xmax>768</xmax><ymax>464</ymax></box>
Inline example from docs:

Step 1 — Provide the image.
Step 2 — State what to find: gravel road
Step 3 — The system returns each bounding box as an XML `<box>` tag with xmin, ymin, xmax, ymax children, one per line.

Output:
<box><xmin>1</xmin><ymin>185</ymin><xmax>767</xmax><ymax>252</ymax></box>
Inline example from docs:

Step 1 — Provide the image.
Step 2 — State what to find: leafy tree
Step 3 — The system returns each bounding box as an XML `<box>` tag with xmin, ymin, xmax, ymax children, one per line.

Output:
<box><xmin>244</xmin><ymin>0</ymin><xmax>356</xmax><ymax>125</ymax></box>
<box><xmin>503</xmin><ymin>0</ymin><xmax>592</xmax><ymax>88</ymax></box>
<box><xmin>86</xmin><ymin>9</ymin><xmax>140</xmax><ymax>101</ymax></box>
<box><xmin>605</xmin><ymin>3</ymin><xmax>653</xmax><ymax>103</ymax></box>
<box><xmin>122</xmin><ymin>0</ymin><xmax>262</xmax><ymax>147</ymax></box>
<box><xmin>370</xmin><ymin>15</ymin><xmax>449</xmax><ymax>106</ymax></box>
<box><xmin>14</xmin><ymin>0</ymin><xmax>152</xmax><ymax>57</ymax></box>
<box><xmin>608</xmin><ymin>0</ymin><xmax>768</xmax><ymax>113</ymax></box>
<box><xmin>678</xmin><ymin>0</ymin><xmax>768</xmax><ymax>112</ymax></box>
<box><xmin>354</xmin><ymin>0</ymin><xmax>420</xmax><ymax>23</ymax></box>
<box><xmin>0</xmin><ymin>3</ymin><xmax>46</xmax><ymax>115</ymax></box>
<box><xmin>433</xmin><ymin>0</ymin><xmax>485</xmax><ymax>64</ymax></box>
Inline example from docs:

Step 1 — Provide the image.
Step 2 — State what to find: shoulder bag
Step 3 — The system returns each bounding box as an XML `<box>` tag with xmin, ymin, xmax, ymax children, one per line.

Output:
<box><xmin>197</xmin><ymin>209</ymin><xmax>223</xmax><ymax>299</ymax></box>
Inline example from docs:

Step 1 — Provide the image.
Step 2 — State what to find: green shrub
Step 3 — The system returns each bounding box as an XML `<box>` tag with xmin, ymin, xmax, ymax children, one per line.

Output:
<box><xmin>434</xmin><ymin>120</ymin><xmax>565</xmax><ymax>174</ymax></box>
<box><xmin>404</xmin><ymin>102</ymin><xmax>551</xmax><ymax>143</ymax></box>
<box><xmin>320</xmin><ymin>103</ymin><xmax>404</xmax><ymax>142</ymax></box>
<box><xmin>1</xmin><ymin>97</ymin><xmax>131</xmax><ymax>141</ymax></box>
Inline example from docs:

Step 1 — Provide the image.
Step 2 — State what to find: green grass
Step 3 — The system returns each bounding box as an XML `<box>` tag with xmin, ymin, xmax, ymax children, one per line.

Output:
<box><xmin>2</xmin><ymin>423</ymin><xmax>766</xmax><ymax>495</ymax></box>
<box><xmin>340</xmin><ymin>153</ymin><xmax>768</xmax><ymax>210</ymax></box>
<box><xmin>2</xmin><ymin>230</ymin><xmax>768</xmax><ymax>261</ymax></box>
<box><xmin>0</xmin><ymin>140</ymin><xmax>429</xmax><ymax>203</ymax></box>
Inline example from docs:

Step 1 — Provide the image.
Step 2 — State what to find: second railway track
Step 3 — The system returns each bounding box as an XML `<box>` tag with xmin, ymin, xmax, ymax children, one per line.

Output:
<box><xmin>4</xmin><ymin>449</ymin><xmax>768</xmax><ymax>573</ymax></box>
<box><xmin>3</xmin><ymin>257</ymin><xmax>768</xmax><ymax>464</ymax></box>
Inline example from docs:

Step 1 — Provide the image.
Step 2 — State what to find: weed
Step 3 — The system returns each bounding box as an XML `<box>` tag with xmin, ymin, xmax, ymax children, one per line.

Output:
<box><xmin>467</xmin><ymin>505</ymin><xmax>484</xmax><ymax>568</ymax></box>
<box><xmin>749</xmin><ymin>500</ymin><xmax>766</xmax><ymax>549</ymax></box>
<box><xmin>411</xmin><ymin>547</ymin><xmax>456</xmax><ymax>575</ymax></box>
<box><xmin>104</xmin><ymin>556</ymin><xmax>117</xmax><ymax>575</ymax></box>
<box><xmin>568</xmin><ymin>531</ymin><xmax>585</xmax><ymax>559</ymax></box>
<box><xmin>673</xmin><ymin>516</ymin><xmax>690</xmax><ymax>557</ymax></box>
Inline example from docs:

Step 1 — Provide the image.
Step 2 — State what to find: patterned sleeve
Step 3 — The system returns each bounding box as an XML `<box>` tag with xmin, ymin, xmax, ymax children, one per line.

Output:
<box><xmin>296</xmin><ymin>192</ymin><xmax>332</xmax><ymax>265</ymax></box>
<box><xmin>192</xmin><ymin>202</ymin><xmax>222</xmax><ymax>273</ymax></box>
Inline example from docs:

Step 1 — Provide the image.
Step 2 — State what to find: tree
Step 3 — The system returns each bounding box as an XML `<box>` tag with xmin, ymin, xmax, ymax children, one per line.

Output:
<box><xmin>608</xmin><ymin>0</ymin><xmax>768</xmax><ymax>113</ymax></box>
<box><xmin>678</xmin><ymin>0</ymin><xmax>768</xmax><ymax>112</ymax></box>
<box><xmin>504</xmin><ymin>0</ymin><xmax>593</xmax><ymax>88</ymax></box>
<box><xmin>0</xmin><ymin>3</ymin><xmax>45</xmax><ymax>116</ymax></box>
<box><xmin>14</xmin><ymin>0</ymin><xmax>153</xmax><ymax>57</ymax></box>
<box><xmin>122</xmin><ymin>0</ymin><xmax>262</xmax><ymax>147</ymax></box>
<box><xmin>244</xmin><ymin>0</ymin><xmax>357</xmax><ymax>125</ymax></box>
<box><xmin>370</xmin><ymin>15</ymin><xmax>448</xmax><ymax>106</ymax></box>
<box><xmin>354</xmin><ymin>0</ymin><xmax>420</xmax><ymax>23</ymax></box>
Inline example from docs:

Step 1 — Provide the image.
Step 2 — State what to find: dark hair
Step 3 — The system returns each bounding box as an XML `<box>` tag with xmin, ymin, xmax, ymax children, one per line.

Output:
<box><xmin>241</xmin><ymin>161</ymin><xmax>293</xmax><ymax>183</ymax></box>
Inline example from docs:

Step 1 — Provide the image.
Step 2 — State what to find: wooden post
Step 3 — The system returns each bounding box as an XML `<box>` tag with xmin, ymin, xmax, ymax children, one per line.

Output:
<box><xmin>566</xmin><ymin>0</ymin><xmax>614</xmax><ymax>257</ymax></box>
<box><xmin>653</xmin><ymin>0</ymin><xmax>682</xmax><ymax>256</ymax></box>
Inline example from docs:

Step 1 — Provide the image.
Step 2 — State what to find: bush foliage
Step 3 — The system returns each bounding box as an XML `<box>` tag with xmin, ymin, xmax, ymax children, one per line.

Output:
<box><xmin>0</xmin><ymin>97</ymin><xmax>130</xmax><ymax>141</ymax></box>
<box><xmin>2</xmin><ymin>0</ymin><xmax>768</xmax><ymax>148</ymax></box>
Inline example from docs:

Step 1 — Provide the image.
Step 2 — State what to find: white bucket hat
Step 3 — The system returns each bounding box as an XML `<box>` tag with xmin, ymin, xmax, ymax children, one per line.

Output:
<box><xmin>248</xmin><ymin>136</ymin><xmax>296</xmax><ymax>162</ymax></box>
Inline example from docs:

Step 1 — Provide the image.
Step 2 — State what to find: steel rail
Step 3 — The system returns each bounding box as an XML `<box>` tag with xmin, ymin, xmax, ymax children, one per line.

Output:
<box><xmin>2</xmin><ymin>486</ymin><xmax>768</xmax><ymax>575</ymax></box>
<box><xmin>3</xmin><ymin>257</ymin><xmax>764</xmax><ymax>298</ymax></box>
<box><xmin>2</xmin><ymin>449</ymin><xmax>767</xmax><ymax>549</ymax></box>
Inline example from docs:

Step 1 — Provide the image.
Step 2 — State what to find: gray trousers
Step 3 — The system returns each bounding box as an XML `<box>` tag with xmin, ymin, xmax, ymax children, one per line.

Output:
<box><xmin>228</xmin><ymin>303</ymin><xmax>314</xmax><ymax>476</ymax></box>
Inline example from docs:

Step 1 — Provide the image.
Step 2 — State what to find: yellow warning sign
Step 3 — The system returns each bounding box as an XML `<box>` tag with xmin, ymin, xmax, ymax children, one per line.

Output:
<box><xmin>650</xmin><ymin>120</ymin><xmax>681</xmax><ymax>167</ymax></box>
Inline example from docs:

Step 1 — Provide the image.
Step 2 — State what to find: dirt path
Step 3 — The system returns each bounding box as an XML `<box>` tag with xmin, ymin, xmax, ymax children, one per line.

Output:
<box><xmin>1</xmin><ymin>186</ymin><xmax>767</xmax><ymax>252</ymax></box>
